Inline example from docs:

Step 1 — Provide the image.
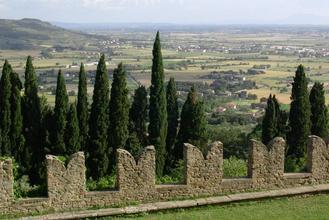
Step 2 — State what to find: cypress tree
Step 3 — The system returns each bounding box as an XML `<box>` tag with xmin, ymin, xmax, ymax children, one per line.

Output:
<box><xmin>77</xmin><ymin>63</ymin><xmax>88</xmax><ymax>151</ymax></box>
<box><xmin>310</xmin><ymin>82</ymin><xmax>328</xmax><ymax>138</ymax></box>
<box><xmin>277</xmin><ymin>110</ymin><xmax>289</xmax><ymax>139</ymax></box>
<box><xmin>0</xmin><ymin>60</ymin><xmax>12</xmax><ymax>156</ymax></box>
<box><xmin>175</xmin><ymin>86</ymin><xmax>207</xmax><ymax>162</ymax></box>
<box><xmin>148</xmin><ymin>31</ymin><xmax>168</xmax><ymax>176</ymax></box>
<box><xmin>129</xmin><ymin>86</ymin><xmax>148</xmax><ymax>147</ymax></box>
<box><xmin>22</xmin><ymin>56</ymin><xmax>42</xmax><ymax>184</ymax></box>
<box><xmin>262</xmin><ymin>94</ymin><xmax>278</xmax><ymax>145</ymax></box>
<box><xmin>126</xmin><ymin>86</ymin><xmax>148</xmax><ymax>158</ymax></box>
<box><xmin>65</xmin><ymin>103</ymin><xmax>80</xmax><ymax>155</ymax></box>
<box><xmin>88</xmin><ymin>54</ymin><xmax>110</xmax><ymax>180</ymax></box>
<box><xmin>108</xmin><ymin>63</ymin><xmax>129</xmax><ymax>171</ymax></box>
<box><xmin>274</xmin><ymin>96</ymin><xmax>289</xmax><ymax>140</ymax></box>
<box><xmin>53</xmin><ymin>70</ymin><xmax>69</xmax><ymax>155</ymax></box>
<box><xmin>287</xmin><ymin>65</ymin><xmax>311</xmax><ymax>159</ymax></box>
<box><xmin>125</xmin><ymin>128</ymin><xmax>143</xmax><ymax>159</ymax></box>
<box><xmin>10</xmin><ymin>71</ymin><xmax>26</xmax><ymax>174</ymax></box>
<box><xmin>262</xmin><ymin>94</ymin><xmax>288</xmax><ymax>145</ymax></box>
<box><xmin>40</xmin><ymin>100</ymin><xmax>54</xmax><ymax>155</ymax></box>
<box><xmin>165</xmin><ymin>77</ymin><xmax>179</xmax><ymax>173</ymax></box>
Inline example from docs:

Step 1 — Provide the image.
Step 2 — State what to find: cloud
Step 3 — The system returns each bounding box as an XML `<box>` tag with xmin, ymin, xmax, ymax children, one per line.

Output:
<box><xmin>0</xmin><ymin>0</ymin><xmax>328</xmax><ymax>24</ymax></box>
<box><xmin>81</xmin><ymin>0</ymin><xmax>157</xmax><ymax>9</ymax></box>
<box><xmin>0</xmin><ymin>0</ymin><xmax>5</xmax><ymax>9</ymax></box>
<box><xmin>80</xmin><ymin>0</ymin><xmax>184</xmax><ymax>10</ymax></box>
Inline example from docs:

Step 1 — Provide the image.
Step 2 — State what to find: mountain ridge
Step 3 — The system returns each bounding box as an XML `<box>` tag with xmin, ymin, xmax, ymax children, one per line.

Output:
<box><xmin>0</xmin><ymin>18</ymin><xmax>99</xmax><ymax>50</ymax></box>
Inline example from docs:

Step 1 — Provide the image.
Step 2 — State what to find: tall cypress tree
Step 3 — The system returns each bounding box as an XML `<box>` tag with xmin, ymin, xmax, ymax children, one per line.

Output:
<box><xmin>310</xmin><ymin>82</ymin><xmax>328</xmax><ymax>138</ymax></box>
<box><xmin>88</xmin><ymin>54</ymin><xmax>110</xmax><ymax>180</ymax></box>
<box><xmin>126</xmin><ymin>86</ymin><xmax>148</xmax><ymax>158</ymax></box>
<box><xmin>65</xmin><ymin>103</ymin><xmax>80</xmax><ymax>155</ymax></box>
<box><xmin>0</xmin><ymin>60</ymin><xmax>12</xmax><ymax>156</ymax></box>
<box><xmin>129</xmin><ymin>86</ymin><xmax>148</xmax><ymax>146</ymax></box>
<box><xmin>165</xmin><ymin>77</ymin><xmax>179</xmax><ymax>173</ymax></box>
<box><xmin>108</xmin><ymin>63</ymin><xmax>129</xmax><ymax>171</ymax></box>
<box><xmin>148</xmin><ymin>31</ymin><xmax>168</xmax><ymax>176</ymax></box>
<box><xmin>10</xmin><ymin>71</ymin><xmax>26</xmax><ymax>174</ymax></box>
<box><xmin>53</xmin><ymin>70</ymin><xmax>69</xmax><ymax>155</ymax></box>
<box><xmin>40</xmin><ymin>100</ymin><xmax>54</xmax><ymax>155</ymax></box>
<box><xmin>175</xmin><ymin>86</ymin><xmax>207</xmax><ymax>162</ymax></box>
<box><xmin>262</xmin><ymin>94</ymin><xmax>278</xmax><ymax>145</ymax></box>
<box><xmin>262</xmin><ymin>94</ymin><xmax>288</xmax><ymax>145</ymax></box>
<box><xmin>22</xmin><ymin>56</ymin><xmax>42</xmax><ymax>184</ymax></box>
<box><xmin>287</xmin><ymin>65</ymin><xmax>311</xmax><ymax>159</ymax></box>
<box><xmin>77</xmin><ymin>63</ymin><xmax>88</xmax><ymax>151</ymax></box>
<box><xmin>274</xmin><ymin>96</ymin><xmax>288</xmax><ymax>140</ymax></box>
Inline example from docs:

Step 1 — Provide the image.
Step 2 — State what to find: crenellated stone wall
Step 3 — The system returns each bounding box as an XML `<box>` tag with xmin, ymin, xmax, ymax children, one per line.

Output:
<box><xmin>248</xmin><ymin>137</ymin><xmax>285</xmax><ymax>188</ymax></box>
<box><xmin>1</xmin><ymin>136</ymin><xmax>329</xmax><ymax>216</ymax></box>
<box><xmin>0</xmin><ymin>159</ymin><xmax>13</xmax><ymax>208</ymax></box>
<box><xmin>46</xmin><ymin>152</ymin><xmax>86</xmax><ymax>208</ymax></box>
<box><xmin>307</xmin><ymin>135</ymin><xmax>329</xmax><ymax>182</ymax></box>
<box><xmin>185</xmin><ymin>141</ymin><xmax>223</xmax><ymax>194</ymax></box>
<box><xmin>117</xmin><ymin>146</ymin><xmax>156</xmax><ymax>199</ymax></box>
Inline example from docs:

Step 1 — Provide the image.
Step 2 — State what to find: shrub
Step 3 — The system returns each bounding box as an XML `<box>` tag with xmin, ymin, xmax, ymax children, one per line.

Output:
<box><xmin>156</xmin><ymin>175</ymin><xmax>179</xmax><ymax>184</ymax></box>
<box><xmin>157</xmin><ymin>160</ymin><xmax>184</xmax><ymax>184</ymax></box>
<box><xmin>208</xmin><ymin>126</ymin><xmax>249</xmax><ymax>159</ymax></box>
<box><xmin>285</xmin><ymin>156</ymin><xmax>307</xmax><ymax>173</ymax></box>
<box><xmin>57</xmin><ymin>155</ymin><xmax>68</xmax><ymax>164</ymax></box>
<box><xmin>0</xmin><ymin>157</ymin><xmax>47</xmax><ymax>199</ymax></box>
<box><xmin>223</xmin><ymin>157</ymin><xmax>247</xmax><ymax>178</ymax></box>
<box><xmin>14</xmin><ymin>175</ymin><xmax>47</xmax><ymax>198</ymax></box>
<box><xmin>87</xmin><ymin>174</ymin><xmax>116</xmax><ymax>191</ymax></box>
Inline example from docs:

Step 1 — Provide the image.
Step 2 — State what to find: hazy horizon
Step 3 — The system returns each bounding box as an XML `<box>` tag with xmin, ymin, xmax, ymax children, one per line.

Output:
<box><xmin>0</xmin><ymin>0</ymin><xmax>329</xmax><ymax>25</ymax></box>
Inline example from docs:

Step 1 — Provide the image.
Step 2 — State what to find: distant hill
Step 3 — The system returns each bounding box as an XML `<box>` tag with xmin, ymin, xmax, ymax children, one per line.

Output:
<box><xmin>0</xmin><ymin>18</ymin><xmax>99</xmax><ymax>50</ymax></box>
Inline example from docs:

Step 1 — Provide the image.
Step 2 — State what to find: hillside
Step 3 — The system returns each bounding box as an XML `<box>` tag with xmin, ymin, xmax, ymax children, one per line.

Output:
<box><xmin>0</xmin><ymin>18</ymin><xmax>99</xmax><ymax>50</ymax></box>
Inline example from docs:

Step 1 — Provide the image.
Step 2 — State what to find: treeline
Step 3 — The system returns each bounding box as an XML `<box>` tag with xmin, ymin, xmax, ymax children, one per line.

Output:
<box><xmin>260</xmin><ymin>65</ymin><xmax>328</xmax><ymax>170</ymax></box>
<box><xmin>0</xmin><ymin>32</ymin><xmax>208</xmax><ymax>184</ymax></box>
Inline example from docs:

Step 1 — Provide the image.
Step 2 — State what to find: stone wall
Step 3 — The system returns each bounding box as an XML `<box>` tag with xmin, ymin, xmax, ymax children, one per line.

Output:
<box><xmin>307</xmin><ymin>135</ymin><xmax>329</xmax><ymax>182</ymax></box>
<box><xmin>185</xmin><ymin>141</ymin><xmax>223</xmax><ymax>194</ymax></box>
<box><xmin>0</xmin><ymin>159</ymin><xmax>13</xmax><ymax>208</ymax></box>
<box><xmin>117</xmin><ymin>146</ymin><xmax>156</xmax><ymax>199</ymax></box>
<box><xmin>46</xmin><ymin>152</ymin><xmax>86</xmax><ymax>208</ymax></box>
<box><xmin>1</xmin><ymin>136</ymin><xmax>329</xmax><ymax>216</ymax></box>
<box><xmin>248</xmin><ymin>137</ymin><xmax>285</xmax><ymax>188</ymax></box>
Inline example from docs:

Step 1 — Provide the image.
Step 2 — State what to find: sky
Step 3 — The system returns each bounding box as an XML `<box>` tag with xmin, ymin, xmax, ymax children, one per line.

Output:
<box><xmin>0</xmin><ymin>0</ymin><xmax>329</xmax><ymax>24</ymax></box>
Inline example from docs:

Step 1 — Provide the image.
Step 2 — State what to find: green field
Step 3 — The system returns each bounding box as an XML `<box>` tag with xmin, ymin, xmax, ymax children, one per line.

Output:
<box><xmin>3</xmin><ymin>27</ymin><xmax>329</xmax><ymax>105</ymax></box>
<box><xmin>110</xmin><ymin>194</ymin><xmax>329</xmax><ymax>220</ymax></box>
<box><xmin>2</xmin><ymin>22</ymin><xmax>329</xmax><ymax>111</ymax></box>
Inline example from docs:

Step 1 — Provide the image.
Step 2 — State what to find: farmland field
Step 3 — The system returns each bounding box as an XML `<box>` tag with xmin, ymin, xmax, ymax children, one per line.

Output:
<box><xmin>2</xmin><ymin>25</ymin><xmax>329</xmax><ymax>106</ymax></box>
<box><xmin>1</xmin><ymin>22</ymin><xmax>329</xmax><ymax>140</ymax></box>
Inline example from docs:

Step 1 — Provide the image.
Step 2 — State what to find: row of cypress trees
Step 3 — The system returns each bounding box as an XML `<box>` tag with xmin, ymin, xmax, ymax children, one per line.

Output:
<box><xmin>5</xmin><ymin>33</ymin><xmax>328</xmax><ymax>182</ymax></box>
<box><xmin>76</xmin><ymin>32</ymin><xmax>207</xmax><ymax>178</ymax></box>
<box><xmin>87</xmin><ymin>58</ymin><xmax>132</xmax><ymax>179</ymax></box>
<box><xmin>262</xmin><ymin>65</ymin><xmax>328</xmax><ymax>165</ymax></box>
<box><xmin>0</xmin><ymin>31</ymin><xmax>208</xmax><ymax>182</ymax></box>
<box><xmin>148</xmin><ymin>32</ymin><xmax>207</xmax><ymax>176</ymax></box>
<box><xmin>0</xmin><ymin>57</ymin><xmax>43</xmax><ymax>184</ymax></box>
<box><xmin>0</xmin><ymin>57</ymin><xmax>87</xmax><ymax>183</ymax></box>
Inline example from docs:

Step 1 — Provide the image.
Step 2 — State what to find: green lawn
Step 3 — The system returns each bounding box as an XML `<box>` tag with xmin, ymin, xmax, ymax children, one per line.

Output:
<box><xmin>109</xmin><ymin>194</ymin><xmax>329</xmax><ymax>220</ymax></box>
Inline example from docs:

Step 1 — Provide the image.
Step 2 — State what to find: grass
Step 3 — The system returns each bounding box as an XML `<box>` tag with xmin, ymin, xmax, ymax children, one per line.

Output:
<box><xmin>108</xmin><ymin>194</ymin><xmax>329</xmax><ymax>220</ymax></box>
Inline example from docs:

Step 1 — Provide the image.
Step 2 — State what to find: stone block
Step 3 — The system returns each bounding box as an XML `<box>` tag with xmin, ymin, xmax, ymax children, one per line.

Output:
<box><xmin>46</xmin><ymin>152</ymin><xmax>86</xmax><ymax>203</ymax></box>
<box><xmin>248</xmin><ymin>137</ymin><xmax>285</xmax><ymax>188</ymax></box>
<box><xmin>307</xmin><ymin>135</ymin><xmax>329</xmax><ymax>181</ymax></box>
<box><xmin>117</xmin><ymin>146</ymin><xmax>156</xmax><ymax>196</ymax></box>
<box><xmin>0</xmin><ymin>158</ymin><xmax>13</xmax><ymax>206</ymax></box>
<box><xmin>184</xmin><ymin>141</ymin><xmax>223</xmax><ymax>192</ymax></box>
